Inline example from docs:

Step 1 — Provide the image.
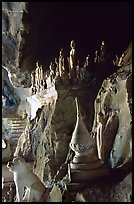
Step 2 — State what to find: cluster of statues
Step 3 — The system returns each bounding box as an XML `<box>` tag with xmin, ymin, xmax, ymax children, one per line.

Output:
<box><xmin>94</xmin><ymin>40</ymin><xmax>112</xmax><ymax>65</ymax></box>
<box><xmin>113</xmin><ymin>52</ymin><xmax>126</xmax><ymax>67</ymax></box>
<box><xmin>31</xmin><ymin>62</ymin><xmax>45</xmax><ymax>95</ymax></box>
<box><xmin>30</xmin><ymin>40</ymin><xmax>125</xmax><ymax>95</ymax></box>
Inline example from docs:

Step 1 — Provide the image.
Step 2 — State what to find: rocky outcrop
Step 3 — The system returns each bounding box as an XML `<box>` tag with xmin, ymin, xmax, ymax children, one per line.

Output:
<box><xmin>75</xmin><ymin>172</ymin><xmax>132</xmax><ymax>202</ymax></box>
<box><xmin>2</xmin><ymin>43</ymin><xmax>131</xmax><ymax>202</ymax></box>
<box><xmin>92</xmin><ymin>43</ymin><xmax>132</xmax><ymax>168</ymax></box>
<box><xmin>30</xmin><ymin>91</ymin><xmax>76</xmax><ymax>184</ymax></box>
<box><xmin>30</xmin><ymin>44</ymin><xmax>131</xmax><ymax>201</ymax></box>
<box><xmin>2</xmin><ymin>2</ymin><xmax>31</xmax><ymax>87</ymax></box>
<box><xmin>2</xmin><ymin>2</ymin><xmax>132</xmax><ymax>202</ymax></box>
<box><xmin>13</xmin><ymin>43</ymin><xmax>131</xmax><ymax>195</ymax></box>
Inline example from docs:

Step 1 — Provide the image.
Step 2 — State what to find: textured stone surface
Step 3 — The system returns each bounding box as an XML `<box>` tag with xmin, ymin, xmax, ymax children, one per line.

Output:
<box><xmin>31</xmin><ymin>44</ymin><xmax>131</xmax><ymax>201</ymax></box>
<box><xmin>75</xmin><ymin>173</ymin><xmax>132</xmax><ymax>202</ymax></box>
<box><xmin>2</xmin><ymin>2</ymin><xmax>30</xmax><ymax>87</ymax></box>
<box><xmin>16</xmin><ymin>44</ymin><xmax>131</xmax><ymax>202</ymax></box>
<box><xmin>92</xmin><ymin>44</ymin><xmax>132</xmax><ymax>168</ymax></box>
<box><xmin>30</xmin><ymin>92</ymin><xmax>76</xmax><ymax>182</ymax></box>
<box><xmin>2</xmin><ymin>3</ymin><xmax>132</xmax><ymax>201</ymax></box>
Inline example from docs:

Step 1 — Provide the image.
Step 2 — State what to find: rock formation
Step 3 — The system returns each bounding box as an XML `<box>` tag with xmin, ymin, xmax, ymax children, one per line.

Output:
<box><xmin>2</xmin><ymin>2</ymin><xmax>132</xmax><ymax>202</ymax></box>
<box><xmin>92</xmin><ymin>43</ymin><xmax>132</xmax><ymax>168</ymax></box>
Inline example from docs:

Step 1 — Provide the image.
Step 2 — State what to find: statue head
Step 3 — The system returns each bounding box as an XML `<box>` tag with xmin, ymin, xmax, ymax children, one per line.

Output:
<box><xmin>95</xmin><ymin>50</ymin><xmax>98</xmax><ymax>56</ymax></box>
<box><xmin>70</xmin><ymin>40</ymin><xmax>75</xmax><ymax>48</ymax></box>
<box><xmin>60</xmin><ymin>48</ymin><xmax>63</xmax><ymax>56</ymax></box>
<box><xmin>101</xmin><ymin>40</ymin><xmax>105</xmax><ymax>46</ymax></box>
<box><xmin>36</xmin><ymin>61</ymin><xmax>39</xmax><ymax>67</ymax></box>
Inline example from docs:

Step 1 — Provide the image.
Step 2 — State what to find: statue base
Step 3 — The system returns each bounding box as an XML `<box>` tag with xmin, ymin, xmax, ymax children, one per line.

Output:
<box><xmin>70</xmin><ymin>154</ymin><xmax>109</xmax><ymax>183</ymax></box>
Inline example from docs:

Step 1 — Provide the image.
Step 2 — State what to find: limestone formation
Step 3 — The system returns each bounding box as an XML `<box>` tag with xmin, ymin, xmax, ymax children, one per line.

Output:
<box><xmin>92</xmin><ymin>43</ymin><xmax>132</xmax><ymax>168</ymax></box>
<box><xmin>47</xmin><ymin>184</ymin><xmax>62</xmax><ymax>202</ymax></box>
<box><xmin>2</xmin><ymin>2</ymin><xmax>28</xmax><ymax>87</ymax></box>
<box><xmin>2</xmin><ymin>3</ymin><xmax>132</xmax><ymax>200</ymax></box>
<box><xmin>73</xmin><ymin>172</ymin><xmax>132</xmax><ymax>202</ymax></box>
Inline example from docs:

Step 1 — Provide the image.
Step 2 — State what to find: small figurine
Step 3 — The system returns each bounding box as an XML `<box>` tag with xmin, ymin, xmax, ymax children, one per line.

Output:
<box><xmin>58</xmin><ymin>49</ymin><xmax>65</xmax><ymax>77</ymax></box>
<box><xmin>94</xmin><ymin>50</ymin><xmax>100</xmax><ymax>64</ymax></box>
<box><xmin>69</xmin><ymin>40</ymin><xmax>77</xmax><ymax>81</ymax></box>
<box><xmin>96</xmin><ymin>111</ymin><xmax>105</xmax><ymax>160</ymax></box>
<box><xmin>118</xmin><ymin>53</ymin><xmax>125</xmax><ymax>66</ymax></box>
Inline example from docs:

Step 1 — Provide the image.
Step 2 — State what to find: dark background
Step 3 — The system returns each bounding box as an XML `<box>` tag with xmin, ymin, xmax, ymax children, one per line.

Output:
<box><xmin>25</xmin><ymin>2</ymin><xmax>132</xmax><ymax>68</ymax></box>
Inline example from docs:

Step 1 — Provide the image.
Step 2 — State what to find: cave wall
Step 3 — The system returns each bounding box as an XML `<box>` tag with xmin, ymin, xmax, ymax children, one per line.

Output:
<box><xmin>27</xmin><ymin>53</ymin><xmax>131</xmax><ymax>180</ymax></box>
<box><xmin>29</xmin><ymin>44</ymin><xmax>131</xmax><ymax>201</ymax></box>
<box><xmin>75</xmin><ymin>172</ymin><xmax>132</xmax><ymax>202</ymax></box>
<box><xmin>28</xmin><ymin>86</ymin><xmax>103</xmax><ymax>184</ymax></box>
<box><xmin>2</xmin><ymin>2</ymin><xmax>31</xmax><ymax>87</ymax></box>
<box><xmin>2</xmin><ymin>2</ymin><xmax>132</xmax><ymax>202</ymax></box>
<box><xmin>29</xmin><ymin>92</ymin><xmax>77</xmax><ymax>184</ymax></box>
<box><xmin>18</xmin><ymin>42</ymin><xmax>132</xmax><ymax>184</ymax></box>
<box><xmin>92</xmin><ymin>44</ymin><xmax>132</xmax><ymax>168</ymax></box>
